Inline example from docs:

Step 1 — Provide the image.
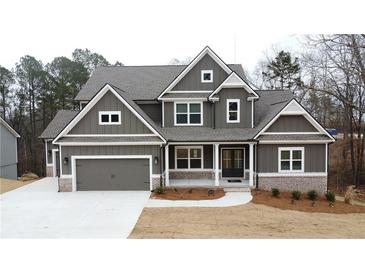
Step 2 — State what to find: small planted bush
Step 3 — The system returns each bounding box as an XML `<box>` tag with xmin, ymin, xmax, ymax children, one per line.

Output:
<box><xmin>271</xmin><ymin>188</ymin><xmax>280</xmax><ymax>197</ymax></box>
<box><xmin>188</xmin><ymin>188</ymin><xmax>193</xmax><ymax>194</ymax></box>
<box><xmin>325</xmin><ymin>191</ymin><xmax>336</xmax><ymax>203</ymax></box>
<box><xmin>155</xmin><ymin>186</ymin><xmax>165</xmax><ymax>194</ymax></box>
<box><xmin>307</xmin><ymin>190</ymin><xmax>318</xmax><ymax>201</ymax></box>
<box><xmin>292</xmin><ymin>191</ymin><xmax>301</xmax><ymax>200</ymax></box>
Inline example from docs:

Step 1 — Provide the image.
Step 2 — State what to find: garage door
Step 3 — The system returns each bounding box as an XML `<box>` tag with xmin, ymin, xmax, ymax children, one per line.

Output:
<box><xmin>75</xmin><ymin>158</ymin><xmax>150</xmax><ymax>191</ymax></box>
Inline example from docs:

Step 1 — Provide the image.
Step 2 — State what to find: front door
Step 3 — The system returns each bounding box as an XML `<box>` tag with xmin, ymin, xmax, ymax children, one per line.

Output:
<box><xmin>222</xmin><ymin>149</ymin><xmax>244</xmax><ymax>178</ymax></box>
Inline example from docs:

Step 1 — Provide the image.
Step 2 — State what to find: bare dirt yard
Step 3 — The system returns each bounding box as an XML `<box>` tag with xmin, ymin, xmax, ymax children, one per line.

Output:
<box><xmin>0</xmin><ymin>177</ymin><xmax>38</xmax><ymax>194</ymax></box>
<box><xmin>151</xmin><ymin>187</ymin><xmax>225</xmax><ymax>200</ymax></box>
<box><xmin>129</xmin><ymin>203</ymin><xmax>365</xmax><ymax>239</ymax></box>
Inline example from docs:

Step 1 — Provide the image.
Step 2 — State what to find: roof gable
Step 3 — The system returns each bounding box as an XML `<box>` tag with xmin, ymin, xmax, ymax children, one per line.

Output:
<box><xmin>53</xmin><ymin>84</ymin><xmax>166</xmax><ymax>144</ymax></box>
<box><xmin>208</xmin><ymin>72</ymin><xmax>259</xmax><ymax>100</ymax></box>
<box><xmin>158</xmin><ymin>46</ymin><xmax>232</xmax><ymax>99</ymax></box>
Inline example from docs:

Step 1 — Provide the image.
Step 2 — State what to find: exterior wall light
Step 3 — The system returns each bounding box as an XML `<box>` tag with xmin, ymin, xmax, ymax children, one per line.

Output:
<box><xmin>154</xmin><ymin>156</ymin><xmax>159</xmax><ymax>165</ymax></box>
<box><xmin>63</xmin><ymin>157</ymin><xmax>69</xmax><ymax>165</ymax></box>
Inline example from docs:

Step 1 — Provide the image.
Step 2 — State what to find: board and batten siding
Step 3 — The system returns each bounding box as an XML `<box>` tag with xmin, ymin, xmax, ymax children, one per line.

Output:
<box><xmin>171</xmin><ymin>54</ymin><xmax>228</xmax><ymax>91</ymax></box>
<box><xmin>215</xmin><ymin>88</ymin><xmax>252</xmax><ymax>128</ymax></box>
<box><xmin>257</xmin><ymin>144</ymin><xmax>326</xmax><ymax>173</ymax></box>
<box><xmin>164</xmin><ymin>102</ymin><xmax>212</xmax><ymax>127</ymax></box>
<box><xmin>266</xmin><ymin>115</ymin><xmax>317</xmax><ymax>132</ymax></box>
<box><xmin>69</xmin><ymin>91</ymin><xmax>152</xmax><ymax>135</ymax></box>
<box><xmin>137</xmin><ymin>103</ymin><xmax>161</xmax><ymax>124</ymax></box>
<box><xmin>61</xmin><ymin>145</ymin><xmax>161</xmax><ymax>174</ymax></box>
<box><xmin>0</xmin><ymin>123</ymin><xmax>18</xmax><ymax>179</ymax></box>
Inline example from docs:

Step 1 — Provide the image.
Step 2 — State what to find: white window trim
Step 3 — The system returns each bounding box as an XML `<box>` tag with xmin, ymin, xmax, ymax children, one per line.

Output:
<box><xmin>278</xmin><ymin>147</ymin><xmax>304</xmax><ymax>173</ymax></box>
<box><xmin>98</xmin><ymin>111</ymin><xmax>121</xmax><ymax>125</ymax></box>
<box><xmin>174</xmin><ymin>146</ymin><xmax>204</xmax><ymax>170</ymax></box>
<box><xmin>174</xmin><ymin>102</ymin><xmax>203</xmax><ymax>126</ymax></box>
<box><xmin>226</xmin><ymin>99</ymin><xmax>240</xmax><ymax>123</ymax></box>
<box><xmin>201</xmin><ymin>70</ymin><xmax>213</xmax><ymax>83</ymax></box>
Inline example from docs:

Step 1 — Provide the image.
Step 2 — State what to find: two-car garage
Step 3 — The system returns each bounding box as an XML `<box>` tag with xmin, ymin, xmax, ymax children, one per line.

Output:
<box><xmin>73</xmin><ymin>156</ymin><xmax>152</xmax><ymax>191</ymax></box>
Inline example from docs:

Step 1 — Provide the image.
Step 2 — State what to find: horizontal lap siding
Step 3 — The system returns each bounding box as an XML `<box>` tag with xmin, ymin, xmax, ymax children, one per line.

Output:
<box><xmin>61</xmin><ymin>145</ymin><xmax>160</xmax><ymax>174</ymax></box>
<box><xmin>69</xmin><ymin>91</ymin><xmax>151</xmax><ymax>134</ymax></box>
<box><xmin>257</xmin><ymin>144</ymin><xmax>326</xmax><ymax>173</ymax></box>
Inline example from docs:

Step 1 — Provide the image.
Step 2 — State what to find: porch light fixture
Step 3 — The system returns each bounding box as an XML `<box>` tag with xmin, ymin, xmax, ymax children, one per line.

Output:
<box><xmin>48</xmin><ymin>150</ymin><xmax>52</xmax><ymax>156</ymax></box>
<box><xmin>154</xmin><ymin>156</ymin><xmax>159</xmax><ymax>165</ymax></box>
<box><xmin>63</xmin><ymin>157</ymin><xmax>69</xmax><ymax>165</ymax></box>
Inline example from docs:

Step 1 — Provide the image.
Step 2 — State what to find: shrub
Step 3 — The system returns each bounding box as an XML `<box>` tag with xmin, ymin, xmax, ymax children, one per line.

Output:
<box><xmin>325</xmin><ymin>191</ymin><xmax>336</xmax><ymax>203</ymax></box>
<box><xmin>174</xmin><ymin>188</ymin><xmax>178</xmax><ymax>192</ymax></box>
<box><xmin>155</xmin><ymin>186</ymin><xmax>165</xmax><ymax>194</ymax></box>
<box><xmin>292</xmin><ymin>191</ymin><xmax>301</xmax><ymax>200</ymax></box>
<box><xmin>271</xmin><ymin>188</ymin><xmax>280</xmax><ymax>197</ymax></box>
<box><xmin>307</xmin><ymin>190</ymin><xmax>318</xmax><ymax>201</ymax></box>
<box><xmin>188</xmin><ymin>188</ymin><xmax>193</xmax><ymax>194</ymax></box>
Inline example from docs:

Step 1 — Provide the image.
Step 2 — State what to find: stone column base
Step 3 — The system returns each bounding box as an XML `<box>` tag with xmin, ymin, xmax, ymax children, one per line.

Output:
<box><xmin>258</xmin><ymin>176</ymin><xmax>327</xmax><ymax>195</ymax></box>
<box><xmin>46</xmin><ymin>166</ymin><xmax>53</xmax><ymax>177</ymax></box>
<box><xmin>152</xmin><ymin>176</ymin><xmax>161</xmax><ymax>190</ymax></box>
<box><xmin>58</xmin><ymin>177</ymin><xmax>72</xmax><ymax>192</ymax></box>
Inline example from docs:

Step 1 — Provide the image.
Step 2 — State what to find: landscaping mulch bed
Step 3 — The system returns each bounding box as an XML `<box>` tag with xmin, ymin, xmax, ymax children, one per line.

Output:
<box><xmin>252</xmin><ymin>190</ymin><xmax>365</xmax><ymax>214</ymax></box>
<box><xmin>150</xmin><ymin>187</ymin><xmax>225</xmax><ymax>200</ymax></box>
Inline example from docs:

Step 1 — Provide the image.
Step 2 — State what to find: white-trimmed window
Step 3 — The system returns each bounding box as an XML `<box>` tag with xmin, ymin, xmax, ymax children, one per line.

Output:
<box><xmin>175</xmin><ymin>146</ymin><xmax>203</xmax><ymax>169</ymax></box>
<box><xmin>174</xmin><ymin>102</ymin><xmax>203</xmax><ymax>126</ymax></box>
<box><xmin>279</xmin><ymin>147</ymin><xmax>304</xmax><ymax>172</ymax></box>
<box><xmin>201</xmin><ymin>70</ymin><xmax>213</xmax><ymax>83</ymax></box>
<box><xmin>99</xmin><ymin>111</ymin><xmax>121</xmax><ymax>125</ymax></box>
<box><xmin>226</xmin><ymin>99</ymin><xmax>240</xmax><ymax>123</ymax></box>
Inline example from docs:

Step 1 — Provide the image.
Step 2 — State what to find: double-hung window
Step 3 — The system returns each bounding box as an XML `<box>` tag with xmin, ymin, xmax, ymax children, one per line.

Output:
<box><xmin>175</xmin><ymin>147</ymin><xmax>203</xmax><ymax>169</ymax></box>
<box><xmin>99</xmin><ymin>111</ymin><xmax>121</xmax><ymax>125</ymax></box>
<box><xmin>279</xmin><ymin>147</ymin><xmax>304</xmax><ymax>172</ymax></box>
<box><xmin>226</xmin><ymin>99</ymin><xmax>240</xmax><ymax>123</ymax></box>
<box><xmin>174</xmin><ymin>102</ymin><xmax>203</xmax><ymax>126</ymax></box>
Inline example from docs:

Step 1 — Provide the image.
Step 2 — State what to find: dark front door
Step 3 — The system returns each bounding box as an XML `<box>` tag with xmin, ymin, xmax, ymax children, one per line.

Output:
<box><xmin>222</xmin><ymin>149</ymin><xmax>244</xmax><ymax>178</ymax></box>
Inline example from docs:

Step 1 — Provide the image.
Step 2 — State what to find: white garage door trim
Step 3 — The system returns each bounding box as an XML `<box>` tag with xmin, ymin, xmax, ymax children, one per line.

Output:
<box><xmin>71</xmin><ymin>155</ymin><xmax>153</xmax><ymax>192</ymax></box>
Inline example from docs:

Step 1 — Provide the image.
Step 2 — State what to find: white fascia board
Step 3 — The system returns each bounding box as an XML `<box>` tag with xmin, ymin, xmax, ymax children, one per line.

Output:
<box><xmin>208</xmin><ymin>72</ymin><xmax>259</xmax><ymax>100</ymax></box>
<box><xmin>260</xmin><ymin>132</ymin><xmax>323</xmax><ymax>135</ymax></box>
<box><xmin>53</xmin><ymin>142</ymin><xmax>164</xmax><ymax>146</ymax></box>
<box><xmin>254</xmin><ymin>99</ymin><xmax>335</xmax><ymax>142</ymax></box>
<box><xmin>52</xmin><ymin>84</ymin><xmax>166</xmax><ymax>144</ymax></box>
<box><xmin>158</xmin><ymin>46</ymin><xmax>232</xmax><ymax>100</ymax></box>
<box><xmin>159</xmin><ymin>98</ymin><xmax>208</xmax><ymax>102</ymax></box>
<box><xmin>64</xmin><ymin>134</ymin><xmax>156</xmax><ymax>137</ymax></box>
<box><xmin>259</xmin><ymin>140</ymin><xmax>333</xmax><ymax>144</ymax></box>
<box><xmin>166</xmin><ymin>90</ymin><xmax>212</xmax><ymax>94</ymax></box>
<box><xmin>0</xmin><ymin>117</ymin><xmax>20</xmax><ymax>138</ymax></box>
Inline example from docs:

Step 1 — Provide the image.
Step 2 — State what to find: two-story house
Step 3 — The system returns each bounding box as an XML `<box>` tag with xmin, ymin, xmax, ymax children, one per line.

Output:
<box><xmin>40</xmin><ymin>46</ymin><xmax>335</xmax><ymax>193</ymax></box>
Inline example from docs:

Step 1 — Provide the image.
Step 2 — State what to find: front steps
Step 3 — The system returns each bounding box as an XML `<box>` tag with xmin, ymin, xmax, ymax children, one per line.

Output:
<box><xmin>224</xmin><ymin>187</ymin><xmax>251</xmax><ymax>192</ymax></box>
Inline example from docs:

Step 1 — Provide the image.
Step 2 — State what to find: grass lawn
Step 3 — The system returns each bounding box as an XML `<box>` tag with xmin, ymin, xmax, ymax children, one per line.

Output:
<box><xmin>129</xmin><ymin>201</ymin><xmax>365</xmax><ymax>239</ymax></box>
<box><xmin>0</xmin><ymin>177</ymin><xmax>38</xmax><ymax>194</ymax></box>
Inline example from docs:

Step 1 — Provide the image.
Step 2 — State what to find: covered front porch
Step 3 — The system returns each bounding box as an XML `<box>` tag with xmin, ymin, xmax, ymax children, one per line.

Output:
<box><xmin>164</xmin><ymin>142</ymin><xmax>256</xmax><ymax>188</ymax></box>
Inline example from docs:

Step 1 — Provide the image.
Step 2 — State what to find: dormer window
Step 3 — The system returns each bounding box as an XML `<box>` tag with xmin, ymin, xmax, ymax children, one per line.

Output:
<box><xmin>99</xmin><ymin>111</ymin><xmax>121</xmax><ymax>125</ymax></box>
<box><xmin>226</xmin><ymin>99</ymin><xmax>240</xmax><ymax>123</ymax></box>
<box><xmin>201</xmin><ymin>70</ymin><xmax>213</xmax><ymax>83</ymax></box>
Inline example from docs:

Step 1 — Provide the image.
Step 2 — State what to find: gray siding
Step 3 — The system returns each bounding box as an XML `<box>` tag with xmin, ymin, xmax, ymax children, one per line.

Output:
<box><xmin>267</xmin><ymin>115</ymin><xmax>317</xmax><ymax>132</ymax></box>
<box><xmin>164</xmin><ymin>102</ymin><xmax>212</xmax><ymax>127</ymax></box>
<box><xmin>46</xmin><ymin>140</ymin><xmax>58</xmax><ymax>164</ymax></box>
<box><xmin>168</xmin><ymin>145</ymin><xmax>213</xmax><ymax>169</ymax></box>
<box><xmin>0</xmin><ymin>123</ymin><xmax>17</xmax><ymax>179</ymax></box>
<box><xmin>138</xmin><ymin>103</ymin><xmax>161</xmax><ymax>124</ymax></box>
<box><xmin>172</xmin><ymin>54</ymin><xmax>228</xmax><ymax>91</ymax></box>
<box><xmin>215</xmin><ymin>88</ymin><xmax>252</xmax><ymax>128</ymax></box>
<box><xmin>61</xmin><ymin>145</ymin><xmax>160</xmax><ymax>174</ymax></box>
<box><xmin>69</xmin><ymin>91</ymin><xmax>152</xmax><ymax>134</ymax></box>
<box><xmin>257</xmin><ymin>144</ymin><xmax>326</xmax><ymax>173</ymax></box>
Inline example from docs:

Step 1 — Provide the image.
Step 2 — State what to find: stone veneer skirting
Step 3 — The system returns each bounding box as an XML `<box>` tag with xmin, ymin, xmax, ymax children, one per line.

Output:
<box><xmin>46</xmin><ymin>166</ymin><xmax>53</xmax><ymax>177</ymax></box>
<box><xmin>169</xmin><ymin>171</ymin><xmax>214</xmax><ymax>180</ymax></box>
<box><xmin>258</xmin><ymin>176</ymin><xmax>327</xmax><ymax>194</ymax></box>
<box><xmin>58</xmin><ymin>177</ymin><xmax>72</xmax><ymax>192</ymax></box>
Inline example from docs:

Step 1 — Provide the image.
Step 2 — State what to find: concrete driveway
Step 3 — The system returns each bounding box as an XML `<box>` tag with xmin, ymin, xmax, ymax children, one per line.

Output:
<box><xmin>0</xmin><ymin>177</ymin><xmax>150</xmax><ymax>238</ymax></box>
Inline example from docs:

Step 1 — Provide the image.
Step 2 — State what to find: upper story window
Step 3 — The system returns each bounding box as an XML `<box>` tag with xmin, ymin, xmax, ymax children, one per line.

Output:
<box><xmin>226</xmin><ymin>99</ymin><xmax>240</xmax><ymax>123</ymax></box>
<box><xmin>279</xmin><ymin>147</ymin><xmax>304</xmax><ymax>172</ymax></box>
<box><xmin>174</xmin><ymin>102</ymin><xmax>203</xmax><ymax>126</ymax></box>
<box><xmin>98</xmin><ymin>111</ymin><xmax>121</xmax><ymax>125</ymax></box>
<box><xmin>201</xmin><ymin>70</ymin><xmax>213</xmax><ymax>83</ymax></box>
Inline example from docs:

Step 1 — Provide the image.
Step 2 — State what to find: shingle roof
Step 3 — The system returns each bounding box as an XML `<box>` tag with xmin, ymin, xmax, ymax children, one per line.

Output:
<box><xmin>39</xmin><ymin>110</ymin><xmax>78</xmax><ymax>139</ymax></box>
<box><xmin>74</xmin><ymin>64</ymin><xmax>247</xmax><ymax>101</ymax></box>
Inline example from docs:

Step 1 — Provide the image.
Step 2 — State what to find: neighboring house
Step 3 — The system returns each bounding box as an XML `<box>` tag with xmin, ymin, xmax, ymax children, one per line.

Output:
<box><xmin>0</xmin><ymin>117</ymin><xmax>20</xmax><ymax>180</ymax></box>
<box><xmin>40</xmin><ymin>46</ymin><xmax>335</xmax><ymax>193</ymax></box>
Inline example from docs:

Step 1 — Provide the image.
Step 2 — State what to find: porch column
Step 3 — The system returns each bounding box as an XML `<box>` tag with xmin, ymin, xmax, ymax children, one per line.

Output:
<box><xmin>249</xmin><ymin>143</ymin><xmax>254</xmax><ymax>187</ymax></box>
<box><xmin>214</xmin><ymin>144</ymin><xmax>219</xmax><ymax>186</ymax></box>
<box><xmin>165</xmin><ymin>145</ymin><xmax>169</xmax><ymax>187</ymax></box>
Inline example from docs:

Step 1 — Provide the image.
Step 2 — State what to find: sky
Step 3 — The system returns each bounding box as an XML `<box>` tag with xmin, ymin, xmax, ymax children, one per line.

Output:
<box><xmin>0</xmin><ymin>0</ymin><xmax>363</xmax><ymax>75</ymax></box>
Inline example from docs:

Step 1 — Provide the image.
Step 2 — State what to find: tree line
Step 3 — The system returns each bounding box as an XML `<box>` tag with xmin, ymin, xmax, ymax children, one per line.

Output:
<box><xmin>250</xmin><ymin>34</ymin><xmax>365</xmax><ymax>189</ymax></box>
<box><xmin>0</xmin><ymin>49</ymin><xmax>123</xmax><ymax>176</ymax></box>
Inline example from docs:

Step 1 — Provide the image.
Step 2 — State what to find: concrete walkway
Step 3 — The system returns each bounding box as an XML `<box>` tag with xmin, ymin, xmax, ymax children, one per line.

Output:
<box><xmin>146</xmin><ymin>192</ymin><xmax>252</xmax><ymax>208</ymax></box>
<box><xmin>1</xmin><ymin>177</ymin><xmax>150</xmax><ymax>238</ymax></box>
